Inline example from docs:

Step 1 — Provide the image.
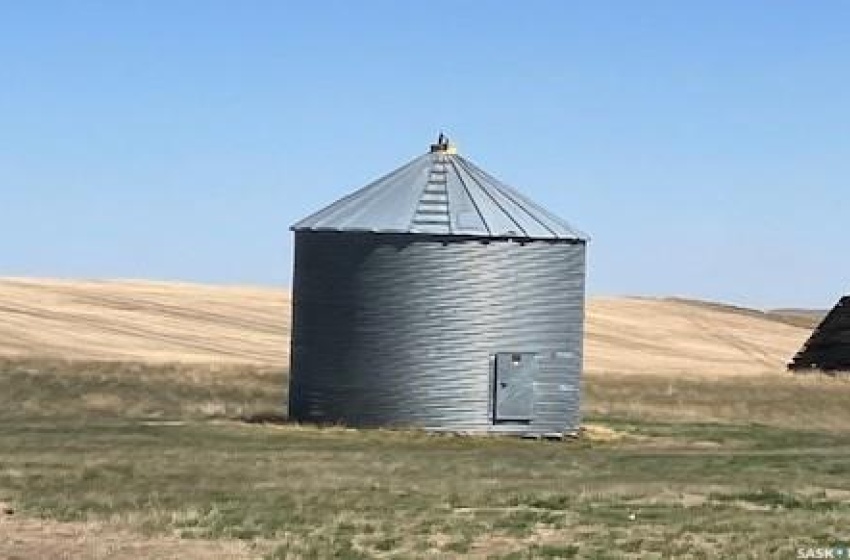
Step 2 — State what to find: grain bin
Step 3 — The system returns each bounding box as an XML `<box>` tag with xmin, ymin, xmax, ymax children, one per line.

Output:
<box><xmin>288</xmin><ymin>136</ymin><xmax>588</xmax><ymax>436</ymax></box>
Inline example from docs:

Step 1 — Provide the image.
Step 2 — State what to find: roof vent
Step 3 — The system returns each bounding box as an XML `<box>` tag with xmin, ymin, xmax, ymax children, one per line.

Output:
<box><xmin>430</xmin><ymin>132</ymin><xmax>457</xmax><ymax>154</ymax></box>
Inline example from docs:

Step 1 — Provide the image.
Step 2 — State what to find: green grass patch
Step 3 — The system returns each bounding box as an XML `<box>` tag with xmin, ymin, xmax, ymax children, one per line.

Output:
<box><xmin>2</xmin><ymin>360</ymin><xmax>850</xmax><ymax>557</ymax></box>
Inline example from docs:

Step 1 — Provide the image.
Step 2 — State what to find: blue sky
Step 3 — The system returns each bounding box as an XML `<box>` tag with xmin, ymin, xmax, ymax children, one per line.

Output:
<box><xmin>1</xmin><ymin>1</ymin><xmax>848</xmax><ymax>308</ymax></box>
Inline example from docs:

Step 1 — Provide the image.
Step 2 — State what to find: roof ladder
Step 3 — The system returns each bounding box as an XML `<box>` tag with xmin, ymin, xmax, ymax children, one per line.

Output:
<box><xmin>412</xmin><ymin>154</ymin><xmax>451</xmax><ymax>231</ymax></box>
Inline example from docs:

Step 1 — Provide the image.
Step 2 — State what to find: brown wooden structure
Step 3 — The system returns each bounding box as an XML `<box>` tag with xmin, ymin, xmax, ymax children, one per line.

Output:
<box><xmin>789</xmin><ymin>296</ymin><xmax>850</xmax><ymax>373</ymax></box>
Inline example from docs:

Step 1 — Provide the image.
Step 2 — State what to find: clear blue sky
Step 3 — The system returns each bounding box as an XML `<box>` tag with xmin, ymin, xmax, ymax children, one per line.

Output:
<box><xmin>1</xmin><ymin>2</ymin><xmax>848</xmax><ymax>308</ymax></box>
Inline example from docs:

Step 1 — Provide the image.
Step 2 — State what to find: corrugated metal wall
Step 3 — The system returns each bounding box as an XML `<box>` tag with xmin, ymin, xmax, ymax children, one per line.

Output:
<box><xmin>288</xmin><ymin>231</ymin><xmax>586</xmax><ymax>435</ymax></box>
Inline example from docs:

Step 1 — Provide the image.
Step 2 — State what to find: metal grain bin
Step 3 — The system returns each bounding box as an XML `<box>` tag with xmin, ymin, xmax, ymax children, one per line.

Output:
<box><xmin>288</xmin><ymin>136</ymin><xmax>588</xmax><ymax>436</ymax></box>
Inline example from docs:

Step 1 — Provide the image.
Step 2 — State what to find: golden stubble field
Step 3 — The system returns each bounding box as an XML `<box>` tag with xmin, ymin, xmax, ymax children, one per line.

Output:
<box><xmin>0</xmin><ymin>277</ymin><xmax>817</xmax><ymax>375</ymax></box>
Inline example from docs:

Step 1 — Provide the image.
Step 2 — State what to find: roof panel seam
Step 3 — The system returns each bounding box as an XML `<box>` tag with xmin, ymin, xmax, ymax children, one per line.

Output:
<box><xmin>453</xmin><ymin>156</ymin><xmax>528</xmax><ymax>237</ymax></box>
<box><xmin>460</xmin><ymin>157</ymin><xmax>586</xmax><ymax>239</ymax></box>
<box><xmin>447</xmin><ymin>157</ymin><xmax>491</xmax><ymax>235</ymax></box>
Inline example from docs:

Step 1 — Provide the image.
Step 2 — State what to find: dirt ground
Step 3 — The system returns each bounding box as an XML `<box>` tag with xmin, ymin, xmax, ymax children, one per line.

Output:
<box><xmin>0</xmin><ymin>511</ymin><xmax>265</xmax><ymax>560</ymax></box>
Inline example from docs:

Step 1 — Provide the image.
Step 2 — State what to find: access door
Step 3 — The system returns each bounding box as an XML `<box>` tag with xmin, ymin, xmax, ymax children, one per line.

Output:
<box><xmin>493</xmin><ymin>353</ymin><xmax>538</xmax><ymax>423</ymax></box>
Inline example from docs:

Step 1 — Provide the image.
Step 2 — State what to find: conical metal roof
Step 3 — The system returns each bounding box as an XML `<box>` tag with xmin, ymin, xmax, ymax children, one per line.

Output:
<box><xmin>292</xmin><ymin>137</ymin><xmax>586</xmax><ymax>240</ymax></box>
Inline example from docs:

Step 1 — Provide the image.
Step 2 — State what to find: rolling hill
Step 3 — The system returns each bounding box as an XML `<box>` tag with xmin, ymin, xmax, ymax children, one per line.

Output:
<box><xmin>0</xmin><ymin>278</ymin><xmax>816</xmax><ymax>375</ymax></box>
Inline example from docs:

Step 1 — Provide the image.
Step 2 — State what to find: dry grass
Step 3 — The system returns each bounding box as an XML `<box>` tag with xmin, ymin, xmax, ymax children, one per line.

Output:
<box><xmin>0</xmin><ymin>515</ymin><xmax>265</xmax><ymax>560</ymax></box>
<box><xmin>0</xmin><ymin>357</ymin><xmax>283</xmax><ymax>422</ymax></box>
<box><xmin>0</xmin><ymin>278</ymin><xmax>815</xmax><ymax>376</ymax></box>
<box><xmin>584</xmin><ymin>369</ymin><xmax>850</xmax><ymax>431</ymax></box>
<box><xmin>1</xmin><ymin>359</ymin><xmax>850</xmax><ymax>558</ymax></box>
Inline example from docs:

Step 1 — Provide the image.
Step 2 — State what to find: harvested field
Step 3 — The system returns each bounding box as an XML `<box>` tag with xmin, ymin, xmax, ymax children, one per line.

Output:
<box><xmin>0</xmin><ymin>278</ymin><xmax>816</xmax><ymax>375</ymax></box>
<box><xmin>586</xmin><ymin>296</ymin><xmax>815</xmax><ymax>376</ymax></box>
<box><xmin>0</xmin><ymin>278</ymin><xmax>288</xmax><ymax>365</ymax></box>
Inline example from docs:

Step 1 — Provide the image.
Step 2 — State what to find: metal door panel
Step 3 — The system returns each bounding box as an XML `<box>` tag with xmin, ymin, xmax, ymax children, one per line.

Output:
<box><xmin>493</xmin><ymin>353</ymin><xmax>537</xmax><ymax>422</ymax></box>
